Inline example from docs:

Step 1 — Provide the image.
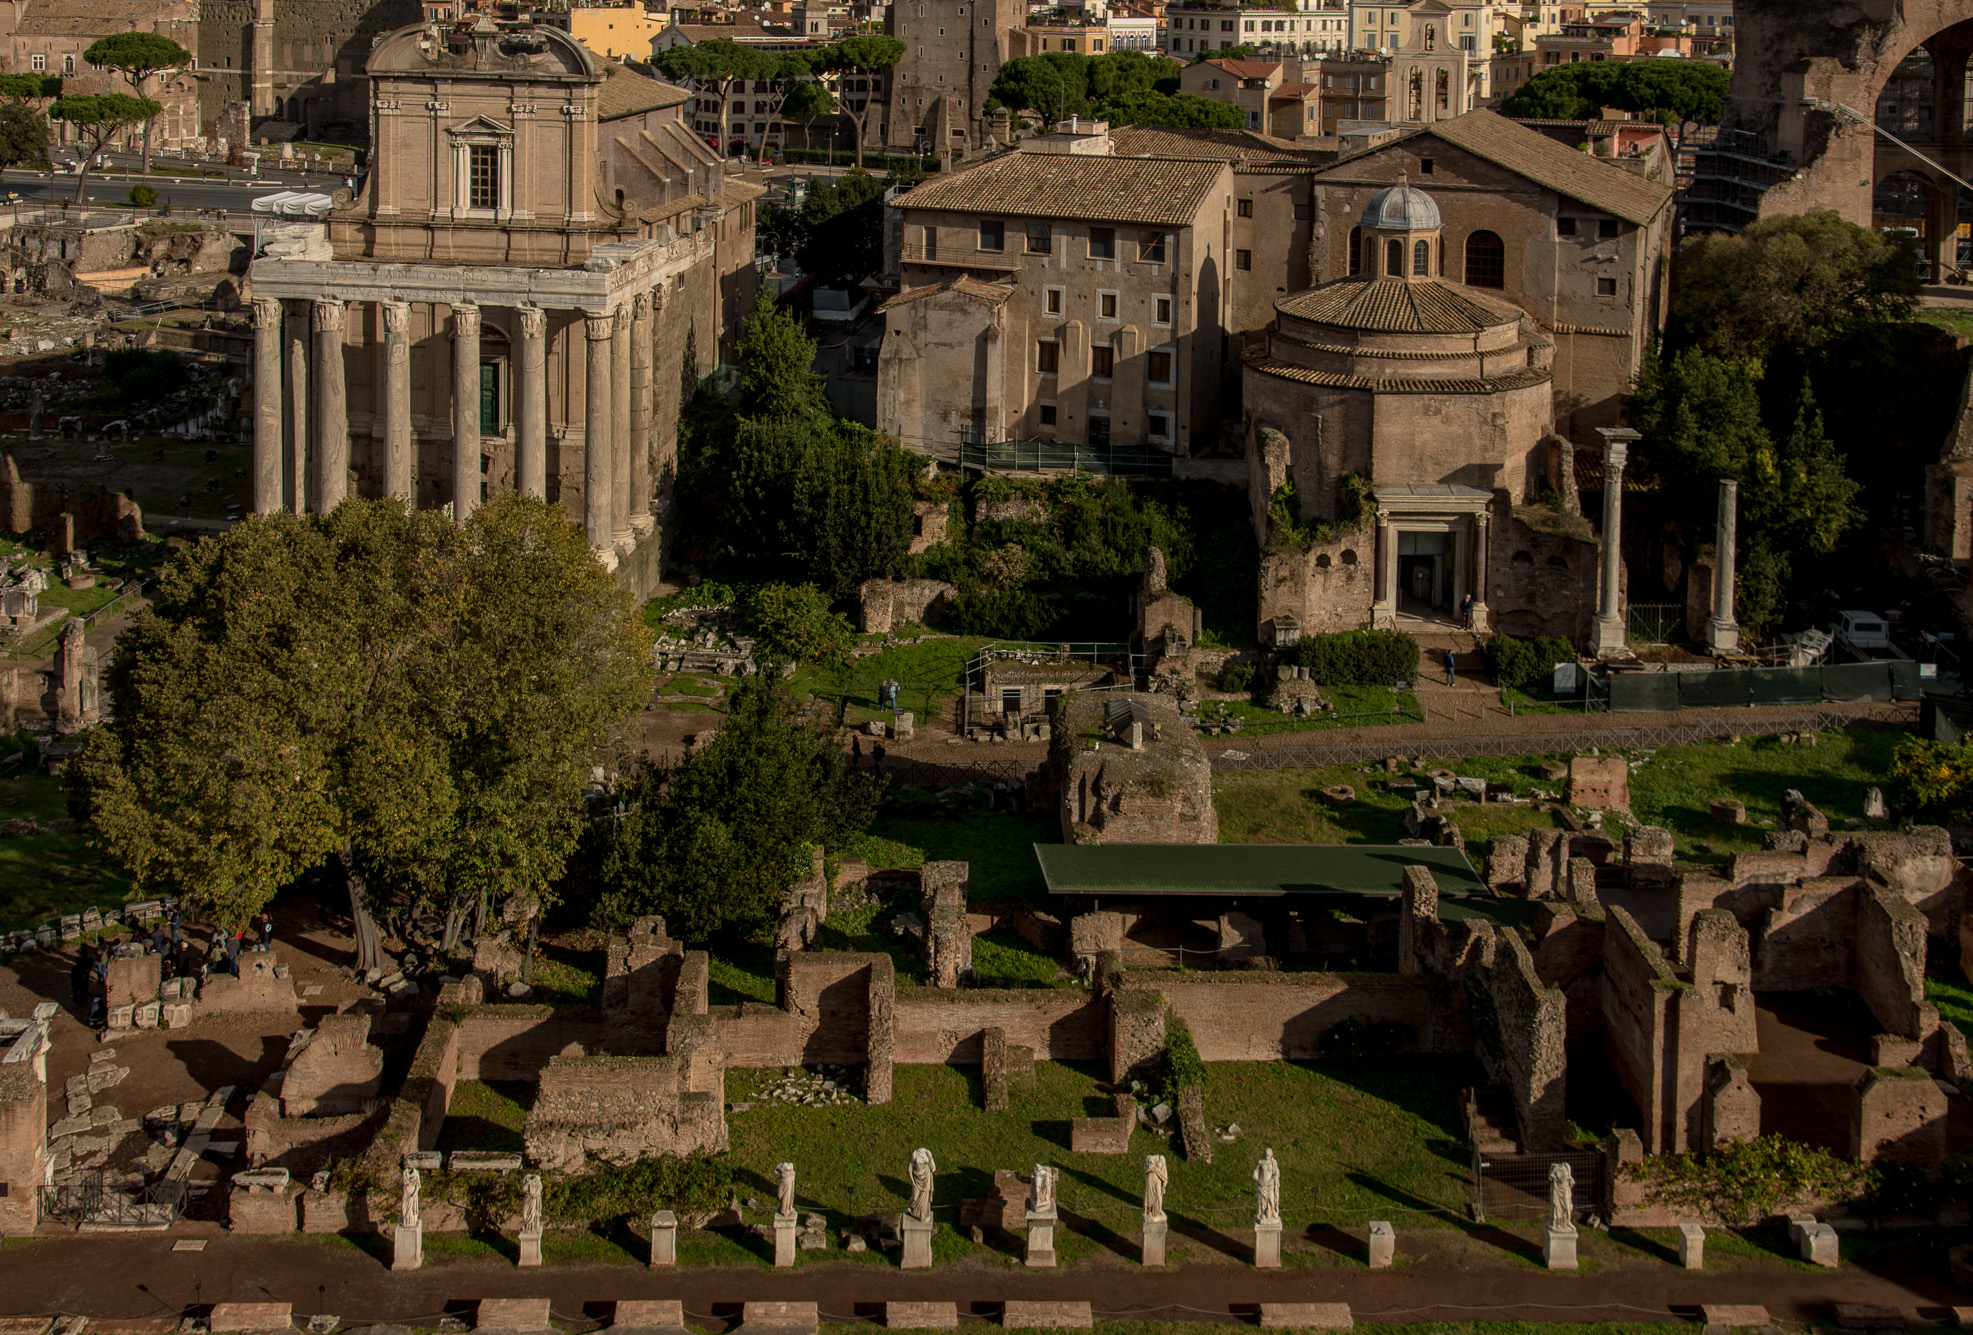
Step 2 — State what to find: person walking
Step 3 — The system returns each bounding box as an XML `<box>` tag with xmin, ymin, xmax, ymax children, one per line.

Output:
<box><xmin>872</xmin><ymin>741</ymin><xmax>886</xmax><ymax>774</ymax></box>
<box><xmin>254</xmin><ymin>911</ymin><xmax>273</xmax><ymax>953</ymax></box>
<box><xmin>1460</xmin><ymin>593</ymin><xmax>1474</xmax><ymax>630</ymax></box>
<box><xmin>1443</xmin><ymin>648</ymin><xmax>1457</xmax><ymax>687</ymax></box>
<box><xmin>168</xmin><ymin>907</ymin><xmax>181</xmax><ymax>947</ymax></box>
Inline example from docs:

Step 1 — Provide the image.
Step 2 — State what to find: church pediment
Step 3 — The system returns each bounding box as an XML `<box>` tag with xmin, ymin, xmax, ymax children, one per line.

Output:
<box><xmin>447</xmin><ymin>114</ymin><xmax>514</xmax><ymax>137</ymax></box>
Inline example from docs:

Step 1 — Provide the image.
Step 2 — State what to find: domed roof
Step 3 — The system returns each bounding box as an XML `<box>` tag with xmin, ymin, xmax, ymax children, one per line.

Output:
<box><xmin>1360</xmin><ymin>173</ymin><xmax>1441</xmax><ymax>231</ymax></box>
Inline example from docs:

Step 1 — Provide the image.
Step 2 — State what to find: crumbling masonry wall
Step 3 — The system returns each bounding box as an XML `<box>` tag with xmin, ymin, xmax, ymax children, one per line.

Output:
<box><xmin>1478</xmin><ymin>931</ymin><xmax>1568</xmax><ymax>1151</ymax></box>
<box><xmin>1856</xmin><ymin>884</ymin><xmax>1935</xmax><ymax>1042</ymax></box>
<box><xmin>0</xmin><ymin>1059</ymin><xmax>45</xmax><ymax>1232</ymax></box>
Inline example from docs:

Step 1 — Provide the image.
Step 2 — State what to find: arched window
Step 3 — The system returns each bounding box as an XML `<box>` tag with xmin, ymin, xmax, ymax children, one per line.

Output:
<box><xmin>1464</xmin><ymin>229</ymin><xmax>1505</xmax><ymax>288</ymax></box>
<box><xmin>1424</xmin><ymin>23</ymin><xmax>1435</xmax><ymax>50</ymax></box>
<box><xmin>1413</xmin><ymin>239</ymin><xmax>1430</xmax><ymax>275</ymax></box>
<box><xmin>1348</xmin><ymin>225</ymin><xmax>1362</xmax><ymax>274</ymax></box>
<box><xmin>1436</xmin><ymin>67</ymin><xmax>1450</xmax><ymax>110</ymax></box>
<box><xmin>1385</xmin><ymin>238</ymin><xmax>1402</xmax><ymax>275</ymax></box>
<box><xmin>1409</xmin><ymin>66</ymin><xmax>1423</xmax><ymax>119</ymax></box>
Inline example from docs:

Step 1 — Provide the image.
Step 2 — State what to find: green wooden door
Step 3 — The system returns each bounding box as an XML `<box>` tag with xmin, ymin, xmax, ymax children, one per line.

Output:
<box><xmin>480</xmin><ymin>363</ymin><xmax>499</xmax><ymax>435</ymax></box>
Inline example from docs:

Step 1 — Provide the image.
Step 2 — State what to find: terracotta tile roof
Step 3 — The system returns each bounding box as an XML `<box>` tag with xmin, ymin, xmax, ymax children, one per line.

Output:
<box><xmin>1331</xmin><ymin>109</ymin><xmax>1671</xmax><ymax>226</ymax></box>
<box><xmin>1271</xmin><ymin>83</ymin><xmax>1317</xmax><ymax>98</ymax></box>
<box><xmin>599</xmin><ymin>68</ymin><xmax>692</xmax><ymax>119</ymax></box>
<box><xmin>889</xmin><ymin>152</ymin><xmax>1227</xmax><ymax>227</ymax></box>
<box><xmin>1247</xmin><ymin>349</ymin><xmax>1552</xmax><ymax>395</ymax></box>
<box><xmin>1278</xmin><ymin>275</ymin><xmax>1529</xmax><ymax>334</ymax></box>
<box><xmin>879</xmin><ymin>276</ymin><xmax>1015</xmax><ymax>310</ymax></box>
<box><xmin>1109</xmin><ymin>124</ymin><xmax>1327</xmax><ymax>163</ymax></box>
<box><xmin>1203</xmin><ymin>58</ymin><xmax>1281</xmax><ymax>80</ymax></box>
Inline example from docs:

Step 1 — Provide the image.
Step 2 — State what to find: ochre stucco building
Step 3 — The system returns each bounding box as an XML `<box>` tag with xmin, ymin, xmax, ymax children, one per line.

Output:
<box><xmin>246</xmin><ymin>19</ymin><xmax>759</xmax><ymax>595</ymax></box>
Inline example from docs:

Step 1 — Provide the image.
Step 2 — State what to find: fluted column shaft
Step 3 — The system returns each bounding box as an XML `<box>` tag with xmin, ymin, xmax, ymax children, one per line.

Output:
<box><xmin>583</xmin><ymin>312</ymin><xmax>614</xmax><ymax>555</ymax></box>
<box><xmin>381</xmin><ymin>301</ymin><xmax>412</xmax><ymax>501</ymax></box>
<box><xmin>283</xmin><ymin>304</ymin><xmax>308</xmax><ymax>513</ymax></box>
<box><xmin>517</xmin><ymin>306</ymin><xmax>548</xmax><ymax>499</ymax></box>
<box><xmin>310</xmin><ymin>299</ymin><xmax>347</xmax><ymax>512</ymax></box>
<box><xmin>1589</xmin><ymin>434</ymin><xmax>1630</xmax><ymax>657</ymax></box>
<box><xmin>451</xmin><ymin>303</ymin><xmax>481</xmax><ymax>522</ymax></box>
<box><xmin>1707</xmin><ymin>478</ymin><xmax>1740</xmax><ymax>654</ymax></box>
<box><xmin>611</xmin><ymin>303</ymin><xmax>633</xmax><ymax>549</ymax></box>
<box><xmin>629</xmin><ymin>291</ymin><xmax>653</xmax><ymax>535</ymax></box>
<box><xmin>251</xmin><ymin>297</ymin><xmax>282</xmax><ymax>515</ymax></box>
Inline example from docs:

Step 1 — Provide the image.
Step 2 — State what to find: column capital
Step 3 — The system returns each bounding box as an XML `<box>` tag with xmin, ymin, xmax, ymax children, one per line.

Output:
<box><xmin>585</xmin><ymin>312</ymin><xmax>614</xmax><ymax>340</ymax></box>
<box><xmin>311</xmin><ymin>298</ymin><xmax>345</xmax><ymax>332</ymax></box>
<box><xmin>632</xmin><ymin>290</ymin><xmax>650</xmax><ymax>317</ymax></box>
<box><xmin>518</xmin><ymin>305</ymin><xmax>547</xmax><ymax>338</ymax></box>
<box><xmin>452</xmin><ymin>302</ymin><xmax>480</xmax><ymax>337</ymax></box>
<box><xmin>381</xmin><ymin>300</ymin><xmax>410</xmax><ymax>333</ymax></box>
<box><xmin>252</xmin><ymin>296</ymin><xmax>283</xmax><ymax>328</ymax></box>
<box><xmin>613</xmin><ymin>303</ymin><xmax>632</xmax><ymax>333</ymax></box>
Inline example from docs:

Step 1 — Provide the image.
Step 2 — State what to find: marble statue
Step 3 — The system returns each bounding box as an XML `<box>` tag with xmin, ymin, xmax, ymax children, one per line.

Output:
<box><xmin>1144</xmin><ymin>1155</ymin><xmax>1168</xmax><ymax>1221</ymax></box>
<box><xmin>1549</xmin><ymin>1161</ymin><xmax>1574</xmax><ymax>1231</ymax></box>
<box><xmin>1254</xmin><ymin>1149</ymin><xmax>1281</xmax><ymax>1225</ymax></box>
<box><xmin>776</xmin><ymin>1162</ymin><xmax>796</xmax><ymax>1218</ymax></box>
<box><xmin>908</xmin><ymin>1147</ymin><xmax>936</xmax><ymax>1222</ymax></box>
<box><xmin>400</xmin><ymin>1161</ymin><xmax>420</xmax><ymax>1230</ymax></box>
<box><xmin>1030</xmin><ymin>1164</ymin><xmax>1055</xmax><ymax>1216</ymax></box>
<box><xmin>521</xmin><ymin>1173</ymin><xmax>542</xmax><ymax>1235</ymax></box>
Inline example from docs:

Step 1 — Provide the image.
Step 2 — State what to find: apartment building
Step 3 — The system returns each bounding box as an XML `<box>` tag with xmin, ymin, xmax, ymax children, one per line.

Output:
<box><xmin>1162</xmin><ymin>0</ymin><xmax>1349</xmax><ymax>59</ymax></box>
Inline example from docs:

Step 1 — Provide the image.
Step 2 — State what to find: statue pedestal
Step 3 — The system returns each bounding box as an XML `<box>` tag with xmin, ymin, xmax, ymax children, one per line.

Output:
<box><xmin>1253</xmin><ymin>1219</ymin><xmax>1282</xmax><ymax>1269</ymax></box>
<box><xmin>774</xmin><ymin>1213</ymin><xmax>798</xmax><ymax>1268</ymax></box>
<box><xmin>1024</xmin><ymin>1208</ymin><xmax>1057</xmax><ymax>1268</ymax></box>
<box><xmin>392</xmin><ymin>1224</ymin><xmax>422</xmax><ymax>1272</ymax></box>
<box><xmin>650</xmin><ymin>1210</ymin><xmax>677</xmax><ymax>1268</ymax></box>
<box><xmin>1544</xmin><ymin>1224</ymin><xmax>1578</xmax><ymax>1271</ymax></box>
<box><xmin>1142</xmin><ymin>1216</ymin><xmax>1167</xmax><ymax>1267</ymax></box>
<box><xmin>518</xmin><ymin>1229</ymin><xmax>542</xmax><ymax>1268</ymax></box>
<box><xmin>901</xmin><ymin>1214</ymin><xmax>935</xmax><ymax>1270</ymax></box>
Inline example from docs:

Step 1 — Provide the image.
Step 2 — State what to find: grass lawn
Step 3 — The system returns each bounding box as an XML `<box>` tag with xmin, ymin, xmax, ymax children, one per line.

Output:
<box><xmin>969</xmin><ymin>927</ymin><xmax>1069</xmax><ymax>987</ymax></box>
<box><xmin>1203</xmin><ymin>685</ymin><xmax>1422</xmax><ymax>735</ymax></box>
<box><xmin>723</xmin><ymin>1057</ymin><xmax>1473</xmax><ymax>1266</ymax></box>
<box><xmin>708</xmin><ymin>938</ymin><xmax>778</xmax><ymax>1006</ymax></box>
<box><xmin>1214</xmin><ymin>727</ymin><xmax>1908</xmax><ymax>861</ymax></box>
<box><xmin>791</xmin><ymin>635</ymin><xmax>996</xmax><ymax>724</ymax></box>
<box><xmin>0</xmin><ymin>752</ymin><xmax>132</xmax><ymax>930</ymax></box>
<box><xmin>655</xmin><ymin>673</ymin><xmax>724</xmax><ymax>699</ymax></box>
<box><xmin>435</xmin><ymin>1080</ymin><xmax>533</xmax><ymax>1156</ymax></box>
<box><xmin>848</xmin><ymin>813</ymin><xmax>1058</xmax><ymax>904</ymax></box>
<box><xmin>1918</xmin><ymin>307</ymin><xmax>1973</xmax><ymax>342</ymax></box>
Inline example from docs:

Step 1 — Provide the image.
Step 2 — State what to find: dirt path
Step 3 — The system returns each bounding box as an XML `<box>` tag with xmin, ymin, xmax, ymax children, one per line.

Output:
<box><xmin>0</xmin><ymin>1230</ymin><xmax>1961</xmax><ymax>1327</ymax></box>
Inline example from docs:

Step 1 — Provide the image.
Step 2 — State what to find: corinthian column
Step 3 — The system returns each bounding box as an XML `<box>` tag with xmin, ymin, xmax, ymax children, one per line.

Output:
<box><xmin>251</xmin><ymin>297</ymin><xmax>282</xmax><ymax>515</ymax></box>
<box><xmin>310</xmin><ymin>299</ymin><xmax>347</xmax><ymax>512</ymax></box>
<box><xmin>516</xmin><ymin>306</ymin><xmax>548</xmax><ymax>499</ymax></box>
<box><xmin>629</xmin><ymin>291</ymin><xmax>653</xmax><ymax>536</ymax></box>
<box><xmin>1707</xmin><ymin>478</ymin><xmax>1740</xmax><ymax>655</ymax></box>
<box><xmin>381</xmin><ymin>301</ymin><xmax>411</xmax><ymax>501</ymax></box>
<box><xmin>451</xmin><ymin>302</ymin><xmax>481</xmax><ymax>521</ymax></box>
<box><xmin>611</xmin><ymin>303</ymin><xmax>633</xmax><ymax>551</ymax></box>
<box><xmin>1589</xmin><ymin>427</ymin><xmax>1638</xmax><ymax>658</ymax></box>
<box><xmin>583</xmin><ymin>312</ymin><xmax>615</xmax><ymax>562</ymax></box>
<box><xmin>284</xmin><ymin>304</ymin><xmax>308</xmax><ymax>513</ymax></box>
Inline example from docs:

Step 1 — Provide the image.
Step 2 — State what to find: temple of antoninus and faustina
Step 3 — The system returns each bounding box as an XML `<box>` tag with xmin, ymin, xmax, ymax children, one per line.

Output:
<box><xmin>244</xmin><ymin>17</ymin><xmax>759</xmax><ymax>592</ymax></box>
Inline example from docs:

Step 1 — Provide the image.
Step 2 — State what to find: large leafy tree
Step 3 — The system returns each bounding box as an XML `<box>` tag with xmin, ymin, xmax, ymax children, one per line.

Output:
<box><xmin>81</xmin><ymin>31</ymin><xmax>188</xmax><ymax>172</ymax></box>
<box><xmin>790</xmin><ymin>170</ymin><xmax>888</xmax><ymax>289</ymax></box>
<box><xmin>68</xmin><ymin>497</ymin><xmax>653</xmax><ymax>970</ymax></box>
<box><xmin>1096</xmin><ymin>90</ymin><xmax>1246</xmax><ymax>129</ymax></box>
<box><xmin>655</xmin><ymin>40</ymin><xmax>807</xmax><ymax>155</ymax></box>
<box><xmin>49</xmin><ymin>93</ymin><xmax>156</xmax><ymax>201</ymax></box>
<box><xmin>780</xmin><ymin>78</ymin><xmax>838</xmax><ymax>153</ymax></box>
<box><xmin>0</xmin><ymin>73</ymin><xmax>62</xmax><ymax>105</ymax></box>
<box><xmin>989</xmin><ymin>51</ymin><xmax>1095</xmax><ymax>122</ymax></box>
<box><xmin>1671</xmin><ymin>210</ymin><xmax>1921</xmax><ymax>361</ymax></box>
<box><xmin>817</xmin><ymin>35</ymin><xmax>905</xmax><ymax>166</ymax></box>
<box><xmin>589</xmin><ymin>674</ymin><xmax>876</xmax><ymax>940</ymax></box>
<box><xmin>1499</xmin><ymin>59</ymin><xmax>1727</xmax><ymax>125</ymax></box>
<box><xmin>0</xmin><ymin>100</ymin><xmax>50</xmax><ymax>170</ymax></box>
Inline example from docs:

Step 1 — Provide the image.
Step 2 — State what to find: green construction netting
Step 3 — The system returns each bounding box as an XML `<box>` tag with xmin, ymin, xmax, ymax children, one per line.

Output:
<box><xmin>1674</xmin><ymin>669</ymin><xmax>1752</xmax><ymax>709</ymax></box>
<box><xmin>1891</xmin><ymin>660</ymin><xmax>1922</xmax><ymax>701</ymax></box>
<box><xmin>1609</xmin><ymin>672</ymin><xmax>1681</xmax><ymax>712</ymax></box>
<box><xmin>1821</xmin><ymin>661</ymin><xmax>1893</xmax><ymax>702</ymax></box>
<box><xmin>1748</xmin><ymin>667</ymin><xmax>1823</xmax><ymax>705</ymax></box>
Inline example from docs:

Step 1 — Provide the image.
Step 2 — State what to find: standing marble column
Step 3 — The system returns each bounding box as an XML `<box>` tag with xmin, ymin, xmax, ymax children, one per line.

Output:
<box><xmin>251</xmin><ymin>297</ymin><xmax>283</xmax><ymax>515</ymax></box>
<box><xmin>611</xmin><ymin>303</ymin><xmax>633</xmax><ymax>551</ymax></box>
<box><xmin>284</xmin><ymin>303</ymin><xmax>309</xmax><ymax>514</ymax></box>
<box><xmin>1468</xmin><ymin>511</ymin><xmax>1492</xmax><ymax>633</ymax></box>
<box><xmin>1589</xmin><ymin>427</ymin><xmax>1638</xmax><ymax>657</ymax></box>
<box><xmin>516</xmin><ymin>306</ymin><xmax>548</xmax><ymax>499</ymax></box>
<box><xmin>450</xmin><ymin>303</ymin><xmax>481</xmax><ymax>522</ymax></box>
<box><xmin>310</xmin><ymin>299</ymin><xmax>347</xmax><ymax>512</ymax></box>
<box><xmin>1707</xmin><ymin>478</ymin><xmax>1740</xmax><ymax>655</ymax></box>
<box><xmin>628</xmin><ymin>291</ymin><xmax>653</xmax><ymax>536</ymax></box>
<box><xmin>381</xmin><ymin>301</ymin><xmax>412</xmax><ymax>501</ymax></box>
<box><xmin>583</xmin><ymin>312</ymin><xmax>615</xmax><ymax>560</ymax></box>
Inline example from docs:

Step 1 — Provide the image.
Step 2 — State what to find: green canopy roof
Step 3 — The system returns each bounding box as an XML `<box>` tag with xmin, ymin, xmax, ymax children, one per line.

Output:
<box><xmin>1034</xmin><ymin>843</ymin><xmax>1487</xmax><ymax>899</ymax></box>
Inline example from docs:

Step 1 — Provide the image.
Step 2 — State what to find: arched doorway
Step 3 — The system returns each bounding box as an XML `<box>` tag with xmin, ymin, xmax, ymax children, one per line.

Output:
<box><xmin>1874</xmin><ymin>168</ymin><xmax>1936</xmax><ymax>277</ymax></box>
<box><xmin>1876</xmin><ymin>47</ymin><xmax>1937</xmax><ymax>140</ymax></box>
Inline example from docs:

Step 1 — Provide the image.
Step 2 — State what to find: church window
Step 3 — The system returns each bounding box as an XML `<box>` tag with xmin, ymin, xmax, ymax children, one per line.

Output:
<box><xmin>1464</xmin><ymin>229</ymin><xmax>1505</xmax><ymax>288</ymax></box>
<box><xmin>1436</xmin><ymin>67</ymin><xmax>1449</xmax><ymax>109</ymax></box>
<box><xmin>1385</xmin><ymin>238</ymin><xmax>1402</xmax><ymax>275</ymax></box>
<box><xmin>468</xmin><ymin>145</ymin><xmax>499</xmax><ymax>210</ymax></box>
<box><xmin>1408</xmin><ymin>67</ymin><xmax>1422</xmax><ymax>118</ymax></box>
<box><xmin>1413</xmin><ymin>239</ymin><xmax>1429</xmax><ymax>275</ymax></box>
<box><xmin>1348</xmin><ymin>225</ymin><xmax>1362</xmax><ymax>273</ymax></box>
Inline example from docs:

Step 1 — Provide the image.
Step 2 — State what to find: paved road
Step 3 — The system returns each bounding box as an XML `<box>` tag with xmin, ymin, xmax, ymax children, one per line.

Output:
<box><xmin>0</xmin><ymin>169</ymin><xmax>341</xmax><ymax>212</ymax></box>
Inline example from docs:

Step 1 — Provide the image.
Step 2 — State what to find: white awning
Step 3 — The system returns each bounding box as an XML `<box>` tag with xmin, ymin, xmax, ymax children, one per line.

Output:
<box><xmin>250</xmin><ymin>190</ymin><xmax>334</xmax><ymax>218</ymax></box>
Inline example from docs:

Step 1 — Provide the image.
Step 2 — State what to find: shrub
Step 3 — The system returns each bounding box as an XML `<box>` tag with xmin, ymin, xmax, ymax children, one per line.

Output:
<box><xmin>1218</xmin><ymin>662</ymin><xmax>1254</xmax><ymax>694</ymax></box>
<box><xmin>1299</xmin><ymin>629</ymin><xmax>1418</xmax><ymax>686</ymax></box>
<box><xmin>1486</xmin><ymin>633</ymin><xmax>1578</xmax><ymax>692</ymax></box>
<box><xmin>128</xmin><ymin>183</ymin><xmax>156</xmax><ymax>208</ymax></box>
<box><xmin>1627</xmin><ymin>1133</ymin><xmax>1871</xmax><ymax>1226</ymax></box>
<box><xmin>1160</xmin><ymin>1008</ymin><xmax>1207</xmax><ymax>1103</ymax></box>
<box><xmin>948</xmin><ymin>587</ymin><xmax>1061</xmax><ymax>639</ymax></box>
<box><xmin>739</xmin><ymin>582</ymin><xmax>855</xmax><ymax>665</ymax></box>
<box><xmin>1888</xmin><ymin>738</ymin><xmax>1973</xmax><ymax>824</ymax></box>
<box><xmin>103</xmin><ymin>346</ymin><xmax>182</xmax><ymax>407</ymax></box>
<box><xmin>545</xmin><ymin>1153</ymin><xmax>733</xmax><ymax>1226</ymax></box>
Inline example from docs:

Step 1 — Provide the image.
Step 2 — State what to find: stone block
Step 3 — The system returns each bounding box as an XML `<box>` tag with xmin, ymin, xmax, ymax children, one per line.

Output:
<box><xmin>477</xmin><ymin>1299</ymin><xmax>552</xmax><ymax>1331</ymax></box>
<box><xmin>208</xmin><ymin>1304</ymin><xmax>293</xmax><ymax>1333</ymax></box>
<box><xmin>1258</xmin><ymin>1306</ymin><xmax>1352</xmax><ymax>1330</ymax></box>
<box><xmin>773</xmin><ymin>1216</ymin><xmax>797</xmax><ymax>1268</ymax></box>
<box><xmin>1677</xmin><ymin>1222</ymin><xmax>1704</xmax><ymax>1270</ymax></box>
<box><xmin>1803</xmin><ymin>1223</ymin><xmax>1840</xmax><ymax>1267</ymax></box>
<box><xmin>1254</xmin><ymin>1219</ymin><xmax>1282</xmax><ymax>1269</ymax></box>
<box><xmin>517</xmin><ymin>1230</ymin><xmax>541</xmax><ymax>1267</ymax></box>
<box><xmin>649</xmin><ymin>1209</ymin><xmax>677</xmax><ymax>1268</ymax></box>
<box><xmin>613</xmin><ymin>1301</ymin><xmax>686</xmax><ymax>1334</ymax></box>
<box><xmin>227</xmin><ymin>1181</ymin><xmax>298</xmax><ymax>1234</ymax></box>
<box><xmin>104</xmin><ymin>952</ymin><xmax>161</xmax><ymax>1007</ymax></box>
<box><xmin>1834</xmin><ymin>1306</ymin><xmax>1906</xmax><ymax>1330</ymax></box>
<box><xmin>1785</xmin><ymin>1212</ymin><xmax>1816</xmax><ymax>1245</ymax></box>
<box><xmin>1543</xmin><ymin>1223</ymin><xmax>1577</xmax><ymax>1270</ymax></box>
<box><xmin>1567</xmin><ymin>755</ymin><xmax>1629</xmax><ymax>809</ymax></box>
<box><xmin>1367</xmin><ymin>1220</ymin><xmax>1394</xmax><ymax>1268</ymax></box>
<box><xmin>1873</xmin><ymin>1034</ymin><xmax>1923</xmax><ymax>1067</ymax></box>
<box><xmin>1710</xmin><ymin>798</ymin><xmax>1746</xmax><ymax>826</ymax></box>
<box><xmin>391</xmin><ymin>1224</ymin><xmax>421</xmax><ymax>1272</ymax></box>
<box><xmin>900</xmin><ymin>1214</ymin><xmax>934</xmax><ymax>1269</ymax></box>
<box><xmin>1024</xmin><ymin>1212</ymin><xmax>1056</xmax><ymax>1267</ymax></box>
<box><xmin>1001</xmin><ymin>1303</ymin><xmax>1091</xmax><ymax>1330</ymax></box>
<box><xmin>1698</xmin><ymin>1308</ymin><xmax>1769</xmax><ymax>1329</ymax></box>
<box><xmin>1069</xmin><ymin>1114</ymin><xmax>1131</xmax><ymax>1153</ymax></box>
<box><xmin>1141</xmin><ymin>1216</ymin><xmax>1167</xmax><ymax>1266</ymax></box>
<box><xmin>884</xmin><ymin>1304</ymin><xmax>957</xmax><ymax>1331</ymax></box>
<box><xmin>739</xmin><ymin>1303</ymin><xmax>817</xmax><ymax>1335</ymax></box>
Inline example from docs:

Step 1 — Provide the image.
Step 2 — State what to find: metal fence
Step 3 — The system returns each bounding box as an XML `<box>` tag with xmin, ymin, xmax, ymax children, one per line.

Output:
<box><xmin>1206</xmin><ymin>701</ymin><xmax>1917</xmax><ymax>771</ymax></box>
<box><xmin>959</xmin><ymin>437</ymin><xmax>1175</xmax><ymax>476</ymax></box>
<box><xmin>1472</xmin><ymin>1146</ymin><xmax>1604</xmax><ymax>1223</ymax></box>
<box><xmin>1626</xmin><ymin>602</ymin><xmax>1682</xmax><ymax>645</ymax></box>
<box><xmin>41</xmin><ymin>1173</ymin><xmax>186</xmax><ymax>1227</ymax></box>
<box><xmin>867</xmin><ymin>754</ymin><xmax>1033</xmax><ymax>790</ymax></box>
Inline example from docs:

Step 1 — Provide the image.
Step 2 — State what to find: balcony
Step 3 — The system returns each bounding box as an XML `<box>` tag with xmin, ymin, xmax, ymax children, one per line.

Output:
<box><xmin>900</xmin><ymin>244</ymin><xmax>1024</xmax><ymax>271</ymax></box>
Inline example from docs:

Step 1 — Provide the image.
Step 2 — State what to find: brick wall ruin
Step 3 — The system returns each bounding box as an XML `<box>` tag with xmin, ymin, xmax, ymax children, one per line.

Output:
<box><xmin>523</xmin><ymin>1054</ymin><xmax>726</xmax><ymax>1171</ymax></box>
<box><xmin>0</xmin><ymin>1057</ymin><xmax>45</xmax><ymax>1232</ymax></box>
